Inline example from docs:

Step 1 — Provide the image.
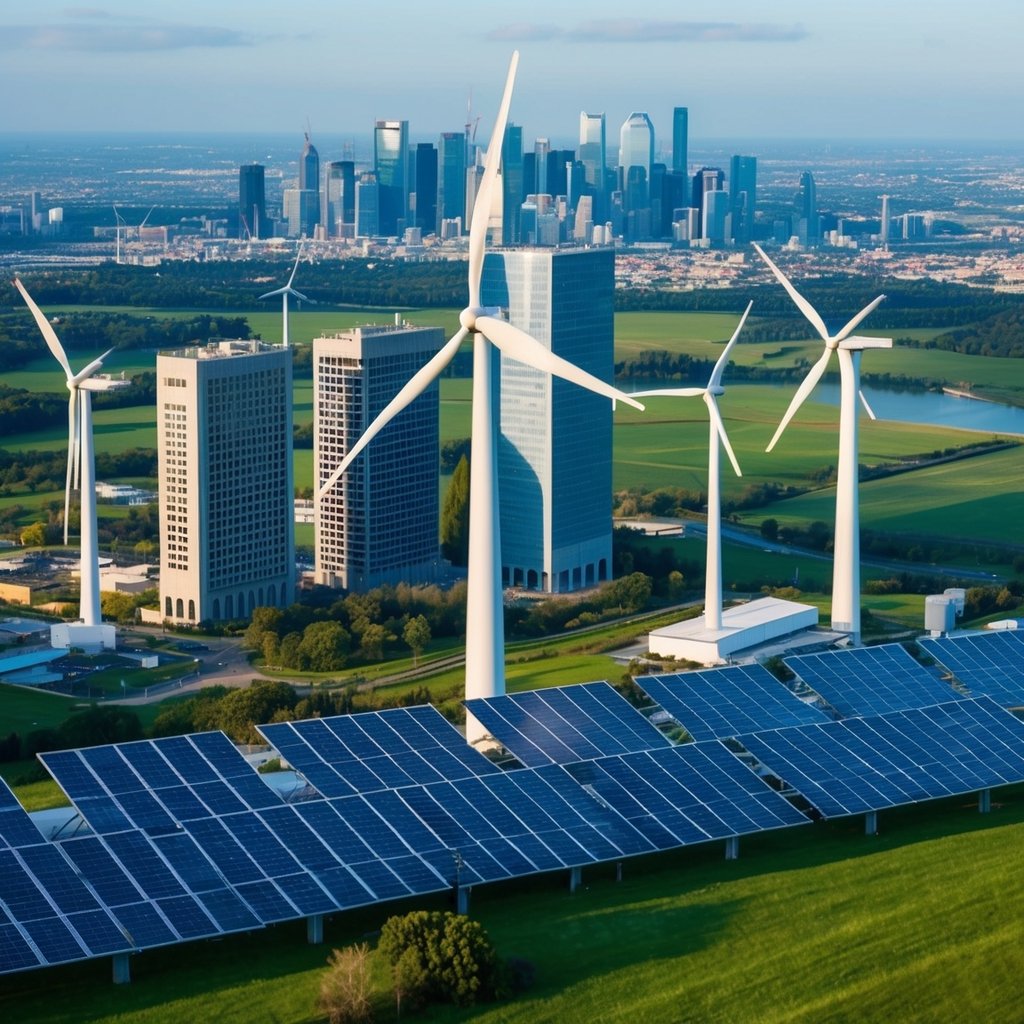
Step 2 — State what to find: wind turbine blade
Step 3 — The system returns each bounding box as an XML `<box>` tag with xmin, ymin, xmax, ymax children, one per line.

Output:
<box><xmin>833</xmin><ymin>294</ymin><xmax>886</xmax><ymax>343</ymax></box>
<box><xmin>468</xmin><ymin>51</ymin><xmax>519</xmax><ymax>308</ymax></box>
<box><xmin>70</xmin><ymin>348</ymin><xmax>115</xmax><ymax>386</ymax></box>
<box><xmin>477</xmin><ymin>315</ymin><xmax>645</xmax><ymax>411</ymax></box>
<box><xmin>64</xmin><ymin>393</ymin><xmax>75</xmax><ymax>545</ymax></box>
<box><xmin>705</xmin><ymin>393</ymin><xmax>742</xmax><ymax>477</ymax></box>
<box><xmin>627</xmin><ymin>387</ymin><xmax>705</xmax><ymax>399</ymax></box>
<box><xmin>709</xmin><ymin>300</ymin><xmax>753</xmax><ymax>388</ymax></box>
<box><xmin>13</xmin><ymin>278</ymin><xmax>73</xmax><ymax>379</ymax></box>
<box><xmin>317</xmin><ymin>327</ymin><xmax>468</xmax><ymax>500</ymax></box>
<box><xmin>753</xmin><ymin>243</ymin><xmax>830</xmax><ymax>344</ymax></box>
<box><xmin>859</xmin><ymin>389</ymin><xmax>877</xmax><ymax>419</ymax></box>
<box><xmin>139</xmin><ymin>206</ymin><xmax>155</xmax><ymax>230</ymax></box>
<box><xmin>766</xmin><ymin>346</ymin><xmax>833</xmax><ymax>452</ymax></box>
<box><xmin>286</xmin><ymin>245</ymin><xmax>303</xmax><ymax>288</ymax></box>
<box><xmin>288</xmin><ymin>288</ymin><xmax>312</xmax><ymax>303</ymax></box>
<box><xmin>258</xmin><ymin>286</ymin><xmax>285</xmax><ymax>300</ymax></box>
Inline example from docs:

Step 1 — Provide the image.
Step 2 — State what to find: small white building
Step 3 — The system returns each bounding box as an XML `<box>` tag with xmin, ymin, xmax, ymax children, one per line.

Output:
<box><xmin>648</xmin><ymin>596</ymin><xmax>820</xmax><ymax>666</ymax></box>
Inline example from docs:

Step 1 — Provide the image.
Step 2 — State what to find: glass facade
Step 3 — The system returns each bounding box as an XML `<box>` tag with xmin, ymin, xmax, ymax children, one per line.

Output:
<box><xmin>482</xmin><ymin>248</ymin><xmax>613</xmax><ymax>593</ymax></box>
<box><xmin>373</xmin><ymin>120</ymin><xmax>409</xmax><ymax>236</ymax></box>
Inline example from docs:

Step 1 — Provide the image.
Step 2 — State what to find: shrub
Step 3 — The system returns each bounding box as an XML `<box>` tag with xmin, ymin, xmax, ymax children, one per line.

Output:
<box><xmin>378</xmin><ymin>910</ymin><xmax>499</xmax><ymax>1008</ymax></box>
<box><xmin>318</xmin><ymin>943</ymin><xmax>373</xmax><ymax>1024</ymax></box>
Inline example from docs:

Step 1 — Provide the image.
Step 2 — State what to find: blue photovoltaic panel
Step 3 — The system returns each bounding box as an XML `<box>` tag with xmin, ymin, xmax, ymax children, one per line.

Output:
<box><xmin>783</xmin><ymin>643</ymin><xmax>957</xmax><ymax>717</ymax></box>
<box><xmin>737</xmin><ymin>696</ymin><xmax>1024</xmax><ymax>819</ymax></box>
<box><xmin>920</xmin><ymin>630</ymin><xmax>1024</xmax><ymax>707</ymax></box>
<box><xmin>59</xmin><ymin>836</ymin><xmax>145</xmax><ymax>908</ymax></box>
<box><xmin>258</xmin><ymin>705</ymin><xmax>499</xmax><ymax>798</ymax></box>
<box><xmin>233</xmin><ymin>879</ymin><xmax>301</xmax><ymax>924</ymax></box>
<box><xmin>464</xmin><ymin>682</ymin><xmax>671</xmax><ymax>766</ymax></box>
<box><xmin>636</xmin><ymin>664</ymin><xmax>831</xmax><ymax>741</ymax></box>
<box><xmin>109</xmin><ymin>901</ymin><xmax>176</xmax><ymax>949</ymax></box>
<box><xmin>0</xmin><ymin>923</ymin><xmax>42</xmax><ymax>973</ymax></box>
<box><xmin>0</xmin><ymin>778</ymin><xmax>43</xmax><ymax>849</ymax></box>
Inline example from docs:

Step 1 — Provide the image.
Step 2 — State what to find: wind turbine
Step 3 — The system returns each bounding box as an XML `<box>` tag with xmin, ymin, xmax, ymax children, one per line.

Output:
<box><xmin>316</xmin><ymin>51</ymin><xmax>644</xmax><ymax>738</ymax></box>
<box><xmin>259</xmin><ymin>246</ymin><xmax>313</xmax><ymax>348</ymax></box>
<box><xmin>113</xmin><ymin>205</ymin><xmax>126</xmax><ymax>264</ymax></box>
<box><xmin>14</xmin><ymin>278</ymin><xmax>129</xmax><ymax>633</ymax></box>
<box><xmin>627</xmin><ymin>303</ymin><xmax>752</xmax><ymax>633</ymax></box>
<box><xmin>754</xmin><ymin>243</ymin><xmax>892</xmax><ymax>644</ymax></box>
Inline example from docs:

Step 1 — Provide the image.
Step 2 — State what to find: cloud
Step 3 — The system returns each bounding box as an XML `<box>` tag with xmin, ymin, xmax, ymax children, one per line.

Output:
<box><xmin>1</xmin><ymin>13</ymin><xmax>264</xmax><ymax>52</ymax></box>
<box><xmin>486</xmin><ymin>19</ymin><xmax>807</xmax><ymax>44</ymax></box>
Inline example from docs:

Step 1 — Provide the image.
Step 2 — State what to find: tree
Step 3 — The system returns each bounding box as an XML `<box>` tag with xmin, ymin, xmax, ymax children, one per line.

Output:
<box><xmin>243</xmin><ymin>606</ymin><xmax>284</xmax><ymax>650</ymax></box>
<box><xmin>298</xmin><ymin>620</ymin><xmax>351</xmax><ymax>672</ymax></box>
<box><xmin>378</xmin><ymin>911</ymin><xmax>500</xmax><ymax>1008</ymax></box>
<box><xmin>402</xmin><ymin>615</ymin><xmax>431</xmax><ymax>666</ymax></box>
<box><xmin>440</xmin><ymin>454</ymin><xmax>470</xmax><ymax>565</ymax></box>
<box><xmin>760</xmin><ymin>518</ymin><xmax>779</xmax><ymax>542</ymax></box>
<box><xmin>19</xmin><ymin>522</ymin><xmax>46</xmax><ymax>547</ymax></box>
<box><xmin>318</xmin><ymin>943</ymin><xmax>373</xmax><ymax>1024</ymax></box>
<box><xmin>359</xmin><ymin>623</ymin><xmax>394</xmax><ymax>662</ymax></box>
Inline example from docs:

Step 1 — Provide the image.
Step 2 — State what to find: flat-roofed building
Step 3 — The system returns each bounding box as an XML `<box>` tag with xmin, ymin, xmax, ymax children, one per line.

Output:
<box><xmin>314</xmin><ymin>322</ymin><xmax>443</xmax><ymax>590</ymax></box>
<box><xmin>157</xmin><ymin>340</ymin><xmax>294</xmax><ymax>624</ymax></box>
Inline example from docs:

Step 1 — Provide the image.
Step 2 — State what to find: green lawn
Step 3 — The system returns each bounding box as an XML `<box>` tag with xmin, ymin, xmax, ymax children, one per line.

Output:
<box><xmin>1</xmin><ymin>792</ymin><xmax>1021</xmax><ymax>1023</ymax></box>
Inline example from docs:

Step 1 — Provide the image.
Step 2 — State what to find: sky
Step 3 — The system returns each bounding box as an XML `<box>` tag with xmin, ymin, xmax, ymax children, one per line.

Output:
<box><xmin>0</xmin><ymin>1</ymin><xmax>1020</xmax><ymax>145</ymax></box>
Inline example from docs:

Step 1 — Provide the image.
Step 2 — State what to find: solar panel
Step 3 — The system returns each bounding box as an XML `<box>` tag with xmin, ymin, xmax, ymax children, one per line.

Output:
<box><xmin>783</xmin><ymin>643</ymin><xmax>957</xmax><ymax>716</ymax></box>
<box><xmin>0</xmin><ymin>778</ymin><xmax>44</xmax><ymax>849</ymax></box>
<box><xmin>258</xmin><ymin>705</ymin><xmax>499</xmax><ymax>797</ymax></box>
<box><xmin>920</xmin><ymin>631</ymin><xmax>1024</xmax><ymax>707</ymax></box>
<box><xmin>635</xmin><ymin>664</ymin><xmax>831</xmax><ymax>741</ymax></box>
<box><xmin>737</xmin><ymin>696</ymin><xmax>1024</xmax><ymax>819</ymax></box>
<box><xmin>464</xmin><ymin>682</ymin><xmax>671</xmax><ymax>766</ymax></box>
<box><xmin>40</xmin><ymin>735</ymin><xmax>283</xmax><ymax>837</ymax></box>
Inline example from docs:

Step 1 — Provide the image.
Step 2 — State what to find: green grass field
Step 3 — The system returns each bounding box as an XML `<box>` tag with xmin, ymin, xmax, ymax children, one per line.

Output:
<box><xmin>1</xmin><ymin>792</ymin><xmax>1021</xmax><ymax>1023</ymax></box>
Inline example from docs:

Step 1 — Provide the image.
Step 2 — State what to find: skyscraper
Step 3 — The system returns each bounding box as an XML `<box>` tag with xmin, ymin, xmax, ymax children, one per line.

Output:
<box><xmin>672</xmin><ymin>107</ymin><xmax>689</xmax><ymax>176</ymax></box>
<box><xmin>482</xmin><ymin>248</ymin><xmax>615</xmax><ymax>593</ymax></box>
<box><xmin>501</xmin><ymin>124</ymin><xmax>524</xmax><ymax>244</ymax></box>
<box><xmin>797</xmin><ymin>170</ymin><xmax>819</xmax><ymax>244</ymax></box>
<box><xmin>374</xmin><ymin>120</ymin><xmax>409</xmax><ymax>237</ymax></box>
<box><xmin>729</xmin><ymin>155</ymin><xmax>757</xmax><ymax>244</ymax></box>
<box><xmin>579</xmin><ymin>112</ymin><xmax>607</xmax><ymax>223</ymax></box>
<box><xmin>238</xmin><ymin>164</ymin><xmax>266</xmax><ymax>240</ymax></box>
<box><xmin>354</xmin><ymin>172</ymin><xmax>379</xmax><ymax>238</ymax></box>
<box><xmin>691</xmin><ymin>167</ymin><xmax>725</xmax><ymax>239</ymax></box>
<box><xmin>534</xmin><ymin>138</ymin><xmax>550</xmax><ymax>196</ymax></box>
<box><xmin>413</xmin><ymin>143</ymin><xmax>437</xmax><ymax>235</ymax></box>
<box><xmin>314</xmin><ymin>323</ymin><xmax>443</xmax><ymax>590</ymax></box>
<box><xmin>157</xmin><ymin>341</ymin><xmax>294</xmax><ymax>624</ymax></box>
<box><xmin>619</xmin><ymin>112</ymin><xmax>654</xmax><ymax>204</ymax></box>
<box><xmin>437</xmin><ymin>132</ymin><xmax>467</xmax><ymax>234</ymax></box>
<box><xmin>325</xmin><ymin>160</ymin><xmax>355</xmax><ymax>238</ymax></box>
<box><xmin>299</xmin><ymin>134</ymin><xmax>320</xmax><ymax>236</ymax></box>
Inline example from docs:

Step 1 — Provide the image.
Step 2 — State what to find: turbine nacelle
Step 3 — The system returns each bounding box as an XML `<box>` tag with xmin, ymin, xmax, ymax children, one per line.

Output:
<box><xmin>459</xmin><ymin>305</ymin><xmax>502</xmax><ymax>332</ymax></box>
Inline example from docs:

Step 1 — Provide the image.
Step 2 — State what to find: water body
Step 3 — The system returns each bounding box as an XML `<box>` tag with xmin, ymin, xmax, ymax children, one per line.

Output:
<box><xmin>810</xmin><ymin>382</ymin><xmax>1024</xmax><ymax>437</ymax></box>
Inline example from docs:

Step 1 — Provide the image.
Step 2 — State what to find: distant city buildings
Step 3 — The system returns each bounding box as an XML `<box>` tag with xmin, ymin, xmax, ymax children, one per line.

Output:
<box><xmin>157</xmin><ymin>340</ymin><xmax>294</xmax><ymax>624</ymax></box>
<box><xmin>374</xmin><ymin>120</ymin><xmax>409</xmax><ymax>237</ymax></box>
<box><xmin>314</xmin><ymin>322</ymin><xmax>444</xmax><ymax>591</ymax></box>
<box><xmin>483</xmin><ymin>247</ymin><xmax>615</xmax><ymax>593</ymax></box>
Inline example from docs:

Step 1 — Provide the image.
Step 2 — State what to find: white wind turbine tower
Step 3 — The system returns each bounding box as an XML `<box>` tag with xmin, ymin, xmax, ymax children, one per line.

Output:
<box><xmin>259</xmin><ymin>246</ymin><xmax>313</xmax><ymax>348</ymax></box>
<box><xmin>628</xmin><ymin>302</ymin><xmax>752</xmax><ymax>632</ymax></box>
<box><xmin>14</xmin><ymin>278</ymin><xmax>128</xmax><ymax>649</ymax></box>
<box><xmin>317</xmin><ymin>51</ymin><xmax>644</xmax><ymax>740</ymax></box>
<box><xmin>754</xmin><ymin>243</ymin><xmax>892</xmax><ymax>644</ymax></box>
<box><xmin>113</xmin><ymin>205</ymin><xmax>126</xmax><ymax>264</ymax></box>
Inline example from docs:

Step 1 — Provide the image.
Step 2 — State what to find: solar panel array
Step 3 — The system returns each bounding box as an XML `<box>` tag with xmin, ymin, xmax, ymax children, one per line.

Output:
<box><xmin>737</xmin><ymin>697</ymin><xmax>1024</xmax><ymax>819</ymax></box>
<box><xmin>257</xmin><ymin>705</ymin><xmax>500</xmax><ymax>796</ymax></box>
<box><xmin>783</xmin><ymin>643</ymin><xmax>957</xmax><ymax>717</ymax></box>
<box><xmin>919</xmin><ymin>630</ymin><xmax>1024</xmax><ymax>707</ymax></box>
<box><xmin>635</xmin><ymin>664</ymin><xmax>831</xmax><ymax>741</ymax></box>
<box><xmin>463</xmin><ymin>682</ymin><xmax>672</xmax><ymax>766</ymax></box>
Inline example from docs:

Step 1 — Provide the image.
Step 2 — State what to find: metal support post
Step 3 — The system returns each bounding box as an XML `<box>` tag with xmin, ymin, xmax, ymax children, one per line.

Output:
<box><xmin>979</xmin><ymin>788</ymin><xmax>991</xmax><ymax>813</ymax></box>
<box><xmin>112</xmin><ymin>952</ymin><xmax>131</xmax><ymax>985</ymax></box>
<box><xmin>865</xmin><ymin>810</ymin><xmax>878</xmax><ymax>835</ymax></box>
<box><xmin>725</xmin><ymin>836</ymin><xmax>739</xmax><ymax>860</ymax></box>
<box><xmin>307</xmin><ymin>914</ymin><xmax>324</xmax><ymax>944</ymax></box>
<box><xmin>456</xmin><ymin>886</ymin><xmax>471</xmax><ymax>915</ymax></box>
<box><xmin>569</xmin><ymin>866</ymin><xmax>582</xmax><ymax>893</ymax></box>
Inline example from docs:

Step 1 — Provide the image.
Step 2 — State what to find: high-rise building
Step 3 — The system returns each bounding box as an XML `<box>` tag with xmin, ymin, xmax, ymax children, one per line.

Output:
<box><xmin>354</xmin><ymin>172</ymin><xmax>379</xmax><ymax>238</ymax></box>
<box><xmin>283</xmin><ymin>189</ymin><xmax>320</xmax><ymax>238</ymax></box>
<box><xmin>299</xmin><ymin>134</ymin><xmax>320</xmax><ymax>235</ymax></box>
<box><xmin>437</xmin><ymin>131</ymin><xmax>467</xmax><ymax>235</ymax></box>
<box><xmin>619</xmin><ymin>112</ymin><xmax>654</xmax><ymax>209</ymax></box>
<box><xmin>413</xmin><ymin>143</ymin><xmax>437</xmax><ymax>235</ymax></box>
<box><xmin>374</xmin><ymin>120</ymin><xmax>409</xmax><ymax>237</ymax></box>
<box><xmin>702</xmin><ymin>189</ymin><xmax>729</xmax><ymax>244</ymax></box>
<box><xmin>672</xmin><ymin>107</ymin><xmax>689</xmax><ymax>176</ymax></box>
<box><xmin>314</xmin><ymin>323</ymin><xmax>444</xmax><ymax>590</ymax></box>
<box><xmin>482</xmin><ymin>248</ymin><xmax>615</xmax><ymax>593</ymax></box>
<box><xmin>534</xmin><ymin>138</ymin><xmax>550</xmax><ymax>196</ymax></box>
<box><xmin>729</xmin><ymin>155</ymin><xmax>757</xmax><ymax>244</ymax></box>
<box><xmin>325</xmin><ymin>161</ymin><xmax>355</xmax><ymax>238</ymax></box>
<box><xmin>157</xmin><ymin>341</ymin><xmax>294</xmax><ymax>624</ymax></box>
<box><xmin>691</xmin><ymin>167</ymin><xmax>725</xmax><ymax>239</ymax></box>
<box><xmin>501</xmin><ymin>124</ymin><xmax>524</xmax><ymax>245</ymax></box>
<box><xmin>796</xmin><ymin>170</ymin><xmax>820</xmax><ymax>245</ymax></box>
<box><xmin>238</xmin><ymin>164</ymin><xmax>266</xmax><ymax>240</ymax></box>
<box><xmin>579</xmin><ymin>112</ymin><xmax>607</xmax><ymax>223</ymax></box>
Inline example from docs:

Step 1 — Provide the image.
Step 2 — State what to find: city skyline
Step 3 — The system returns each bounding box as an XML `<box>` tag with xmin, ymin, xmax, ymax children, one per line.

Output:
<box><xmin>0</xmin><ymin>2</ymin><xmax>1019</xmax><ymax>141</ymax></box>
